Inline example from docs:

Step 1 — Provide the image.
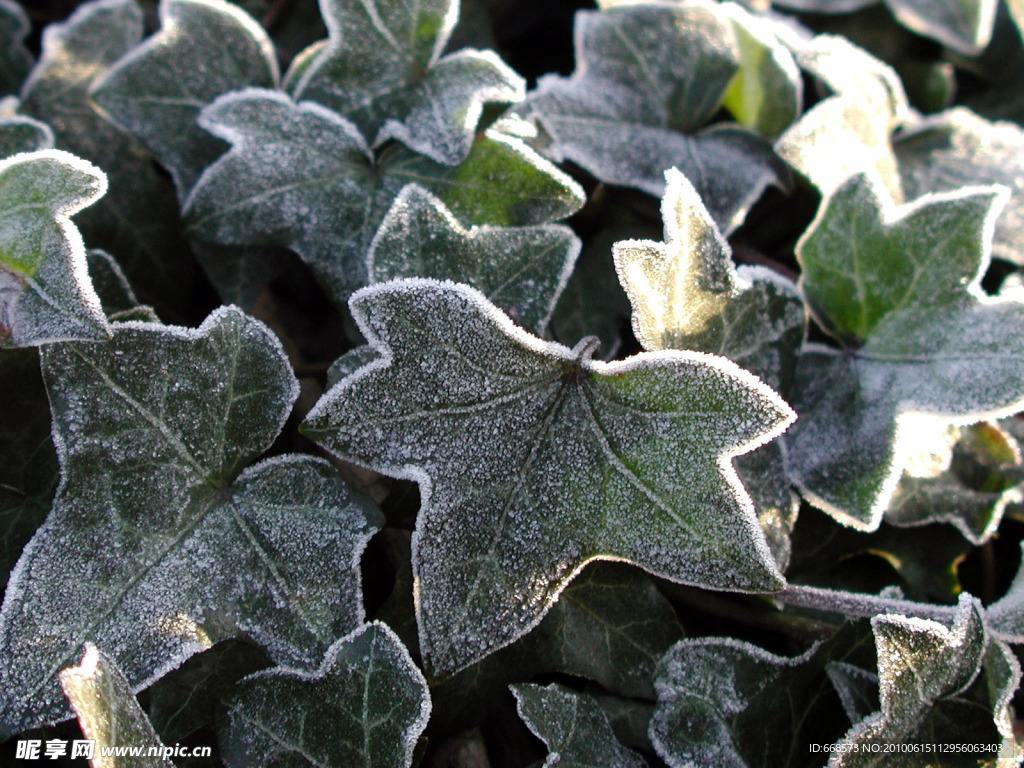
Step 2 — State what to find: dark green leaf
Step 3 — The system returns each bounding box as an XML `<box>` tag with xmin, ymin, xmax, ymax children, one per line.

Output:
<box><xmin>289</xmin><ymin>0</ymin><xmax>523</xmax><ymax>165</ymax></box>
<box><xmin>511</xmin><ymin>683</ymin><xmax>647</xmax><ymax>768</ymax></box>
<box><xmin>0</xmin><ymin>308</ymin><xmax>382</xmax><ymax>736</ymax></box>
<box><xmin>785</xmin><ymin>173</ymin><xmax>1024</xmax><ymax>529</ymax></box>
<box><xmin>221</xmin><ymin>622</ymin><xmax>430</xmax><ymax>768</ymax></box>
<box><xmin>516</xmin><ymin>2</ymin><xmax>788</xmax><ymax>233</ymax></box>
<box><xmin>19</xmin><ymin>0</ymin><xmax>198</xmax><ymax>312</ymax></box>
<box><xmin>91</xmin><ymin>0</ymin><xmax>279</xmax><ymax>196</ymax></box>
<box><xmin>59</xmin><ymin>644</ymin><xmax>173</xmax><ymax>768</ymax></box>
<box><xmin>368</xmin><ymin>184</ymin><xmax>580</xmax><ymax>334</ymax></box>
<box><xmin>0</xmin><ymin>150</ymin><xmax>110</xmax><ymax>347</ymax></box>
<box><xmin>650</xmin><ymin>622</ymin><xmax>877</xmax><ymax>768</ymax></box>
<box><xmin>85</xmin><ymin>248</ymin><xmax>141</xmax><ymax>317</ymax></box>
<box><xmin>0</xmin><ymin>115</ymin><xmax>53</xmax><ymax>159</ymax></box>
<box><xmin>303</xmin><ymin>279</ymin><xmax>793</xmax><ymax>676</ymax></box>
<box><xmin>184</xmin><ymin>89</ymin><xmax>583</xmax><ymax>306</ymax></box>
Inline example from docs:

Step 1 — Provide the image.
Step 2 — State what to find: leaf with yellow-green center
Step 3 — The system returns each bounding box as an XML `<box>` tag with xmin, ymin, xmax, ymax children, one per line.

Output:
<box><xmin>0</xmin><ymin>149</ymin><xmax>109</xmax><ymax>347</ymax></box>
<box><xmin>786</xmin><ymin>173</ymin><xmax>1024</xmax><ymax>531</ymax></box>
<box><xmin>303</xmin><ymin>278</ymin><xmax>794</xmax><ymax>676</ymax></box>
<box><xmin>60</xmin><ymin>644</ymin><xmax>173</xmax><ymax>768</ymax></box>
<box><xmin>613</xmin><ymin>168</ymin><xmax>803</xmax><ymax>567</ymax></box>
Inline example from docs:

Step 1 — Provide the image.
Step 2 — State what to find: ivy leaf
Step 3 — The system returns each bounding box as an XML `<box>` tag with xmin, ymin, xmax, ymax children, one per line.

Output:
<box><xmin>720</xmin><ymin>3</ymin><xmax>802</xmax><ymax>139</ymax></box>
<box><xmin>613</xmin><ymin>168</ymin><xmax>804</xmax><ymax>568</ymax></box>
<box><xmin>0</xmin><ymin>348</ymin><xmax>57</xmax><ymax>593</ymax></box>
<box><xmin>289</xmin><ymin>0</ymin><xmax>524</xmax><ymax>166</ymax></box>
<box><xmin>895</xmin><ymin>108</ymin><xmax>1024</xmax><ymax>267</ymax></box>
<box><xmin>368</xmin><ymin>184</ymin><xmax>580</xmax><ymax>335</ymax></box>
<box><xmin>0</xmin><ymin>149</ymin><xmax>110</xmax><ymax>347</ymax></box>
<box><xmin>511</xmin><ymin>683</ymin><xmax>647</xmax><ymax>768</ymax></box>
<box><xmin>649</xmin><ymin>622</ymin><xmax>877</xmax><ymax>768</ymax></box>
<box><xmin>86</xmin><ymin>248</ymin><xmax>143</xmax><ymax>317</ymax></box>
<box><xmin>0</xmin><ymin>115</ymin><xmax>52</xmax><ymax>159</ymax></box>
<box><xmin>885</xmin><ymin>421</ymin><xmax>1024</xmax><ymax>544</ymax></box>
<box><xmin>91</xmin><ymin>0</ymin><xmax>279</xmax><ymax>196</ymax></box>
<box><xmin>0</xmin><ymin>0</ymin><xmax>32</xmax><ymax>97</ymax></box>
<box><xmin>221</xmin><ymin>622</ymin><xmax>431</xmax><ymax>768</ymax></box>
<box><xmin>832</xmin><ymin>594</ymin><xmax>997</xmax><ymax>765</ymax></box>
<box><xmin>516</xmin><ymin>2</ymin><xmax>788</xmax><ymax>233</ymax></box>
<box><xmin>18</xmin><ymin>0</ymin><xmax>197</xmax><ymax>312</ymax></box>
<box><xmin>0</xmin><ymin>308</ymin><xmax>383</xmax><ymax>736</ymax></box>
<box><xmin>303</xmin><ymin>278</ymin><xmax>793</xmax><ymax>676</ymax></box>
<box><xmin>776</xmin><ymin>34</ymin><xmax>908</xmax><ymax>202</ymax></box>
<box><xmin>59</xmin><ymin>644</ymin><xmax>174</xmax><ymax>768</ymax></box>
<box><xmin>784</xmin><ymin>173</ymin><xmax>1024</xmax><ymax>530</ymax></box>
<box><xmin>184</xmin><ymin>89</ymin><xmax>584</xmax><ymax>306</ymax></box>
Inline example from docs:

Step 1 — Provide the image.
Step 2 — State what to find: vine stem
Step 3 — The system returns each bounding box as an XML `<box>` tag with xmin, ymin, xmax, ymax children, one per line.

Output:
<box><xmin>774</xmin><ymin>585</ymin><xmax>961</xmax><ymax>623</ymax></box>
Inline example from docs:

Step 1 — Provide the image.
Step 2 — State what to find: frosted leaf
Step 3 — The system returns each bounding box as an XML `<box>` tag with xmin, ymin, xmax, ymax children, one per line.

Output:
<box><xmin>0</xmin><ymin>0</ymin><xmax>32</xmax><ymax>97</ymax></box>
<box><xmin>831</xmin><ymin>594</ymin><xmax>995</xmax><ymax>766</ymax></box>
<box><xmin>369</xmin><ymin>184</ymin><xmax>580</xmax><ymax>335</ymax></box>
<box><xmin>0</xmin><ymin>308</ymin><xmax>383</xmax><ymax>736</ymax></box>
<box><xmin>511</xmin><ymin>683</ymin><xmax>647</xmax><ymax>768</ymax></box>
<box><xmin>515</xmin><ymin>2</ymin><xmax>788</xmax><ymax>233</ymax></box>
<box><xmin>649</xmin><ymin>622</ymin><xmax>877</xmax><ymax>768</ymax></box>
<box><xmin>895</xmin><ymin>108</ymin><xmax>1024</xmax><ymax>267</ymax></box>
<box><xmin>19</xmin><ymin>0</ymin><xmax>197</xmax><ymax>311</ymax></box>
<box><xmin>0</xmin><ymin>150</ymin><xmax>110</xmax><ymax>347</ymax></box>
<box><xmin>289</xmin><ymin>0</ymin><xmax>523</xmax><ymax>165</ymax></box>
<box><xmin>327</xmin><ymin>345</ymin><xmax>382</xmax><ymax>389</ymax></box>
<box><xmin>981</xmin><ymin>641</ymin><xmax>1024</xmax><ymax>765</ymax></box>
<box><xmin>91</xmin><ymin>0</ymin><xmax>279</xmax><ymax>196</ymax></box>
<box><xmin>0</xmin><ymin>348</ymin><xmax>57</xmax><ymax>593</ymax></box>
<box><xmin>184</xmin><ymin>89</ymin><xmax>584</xmax><ymax>307</ymax></box>
<box><xmin>826</xmin><ymin>662</ymin><xmax>879</xmax><ymax>726</ymax></box>
<box><xmin>59</xmin><ymin>644</ymin><xmax>174</xmax><ymax>768</ymax></box>
<box><xmin>221</xmin><ymin>622</ymin><xmax>430</xmax><ymax>768</ymax></box>
<box><xmin>0</xmin><ymin>115</ymin><xmax>52</xmax><ymax>159</ymax></box>
<box><xmin>776</xmin><ymin>35</ymin><xmax>907</xmax><ymax>202</ymax></box>
<box><xmin>614</xmin><ymin>169</ymin><xmax>803</xmax><ymax>568</ymax></box>
<box><xmin>720</xmin><ymin>3</ymin><xmax>802</xmax><ymax>139</ymax></box>
<box><xmin>885</xmin><ymin>421</ymin><xmax>1024</xmax><ymax>544</ymax></box>
<box><xmin>86</xmin><ymin>248</ymin><xmax>142</xmax><ymax>317</ymax></box>
<box><xmin>773</xmin><ymin>0</ymin><xmax>996</xmax><ymax>56</ymax></box>
<box><xmin>526</xmin><ymin>560</ymin><xmax>684</xmax><ymax>699</ymax></box>
<box><xmin>785</xmin><ymin>173</ymin><xmax>1024</xmax><ymax>530</ymax></box>
<box><xmin>303</xmin><ymin>278</ymin><xmax>793</xmax><ymax>676</ymax></box>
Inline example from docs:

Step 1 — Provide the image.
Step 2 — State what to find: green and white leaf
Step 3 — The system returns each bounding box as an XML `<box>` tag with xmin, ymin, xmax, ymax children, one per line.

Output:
<box><xmin>511</xmin><ymin>683</ymin><xmax>647</xmax><ymax>768</ymax></box>
<box><xmin>59</xmin><ymin>643</ymin><xmax>174</xmax><ymax>768</ymax></box>
<box><xmin>885</xmin><ymin>421</ymin><xmax>1024</xmax><ymax>544</ymax></box>
<box><xmin>221</xmin><ymin>622</ymin><xmax>430</xmax><ymax>768</ymax></box>
<box><xmin>650</xmin><ymin>622</ymin><xmax>877</xmax><ymax>768</ymax></box>
<box><xmin>368</xmin><ymin>184</ymin><xmax>580</xmax><ymax>335</ymax></box>
<box><xmin>0</xmin><ymin>308</ymin><xmax>383</xmax><ymax>736</ymax></box>
<box><xmin>0</xmin><ymin>115</ymin><xmax>52</xmax><ymax>159</ymax></box>
<box><xmin>785</xmin><ymin>173</ymin><xmax>1024</xmax><ymax>530</ymax></box>
<box><xmin>289</xmin><ymin>0</ymin><xmax>524</xmax><ymax>165</ymax></box>
<box><xmin>831</xmin><ymin>594</ymin><xmax>998</xmax><ymax>766</ymax></box>
<box><xmin>184</xmin><ymin>89</ymin><xmax>584</xmax><ymax>306</ymax></box>
<box><xmin>776</xmin><ymin>34</ymin><xmax>908</xmax><ymax>201</ymax></box>
<box><xmin>720</xmin><ymin>2</ymin><xmax>802</xmax><ymax>139</ymax></box>
<box><xmin>516</xmin><ymin>1</ymin><xmax>788</xmax><ymax>233</ymax></box>
<box><xmin>18</xmin><ymin>0</ymin><xmax>197</xmax><ymax>311</ymax></box>
<box><xmin>303</xmin><ymin>279</ymin><xmax>793</xmax><ymax>676</ymax></box>
<box><xmin>86</xmin><ymin>248</ymin><xmax>143</xmax><ymax>317</ymax></box>
<box><xmin>0</xmin><ymin>0</ymin><xmax>32</xmax><ymax>97</ymax></box>
<box><xmin>0</xmin><ymin>150</ymin><xmax>110</xmax><ymax>347</ymax></box>
<box><xmin>895</xmin><ymin>108</ymin><xmax>1024</xmax><ymax>267</ymax></box>
<box><xmin>0</xmin><ymin>348</ymin><xmax>57</xmax><ymax>592</ymax></box>
<box><xmin>91</xmin><ymin>0</ymin><xmax>280</xmax><ymax>195</ymax></box>
<box><xmin>614</xmin><ymin>168</ymin><xmax>803</xmax><ymax>568</ymax></box>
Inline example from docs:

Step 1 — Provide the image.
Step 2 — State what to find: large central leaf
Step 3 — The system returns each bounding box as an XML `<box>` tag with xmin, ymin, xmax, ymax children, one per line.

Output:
<box><xmin>0</xmin><ymin>308</ymin><xmax>383</xmax><ymax>736</ymax></box>
<box><xmin>303</xmin><ymin>279</ymin><xmax>794</xmax><ymax>676</ymax></box>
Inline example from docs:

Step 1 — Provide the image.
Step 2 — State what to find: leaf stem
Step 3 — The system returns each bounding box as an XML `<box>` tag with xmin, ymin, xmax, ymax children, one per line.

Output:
<box><xmin>774</xmin><ymin>585</ymin><xmax>960</xmax><ymax>623</ymax></box>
